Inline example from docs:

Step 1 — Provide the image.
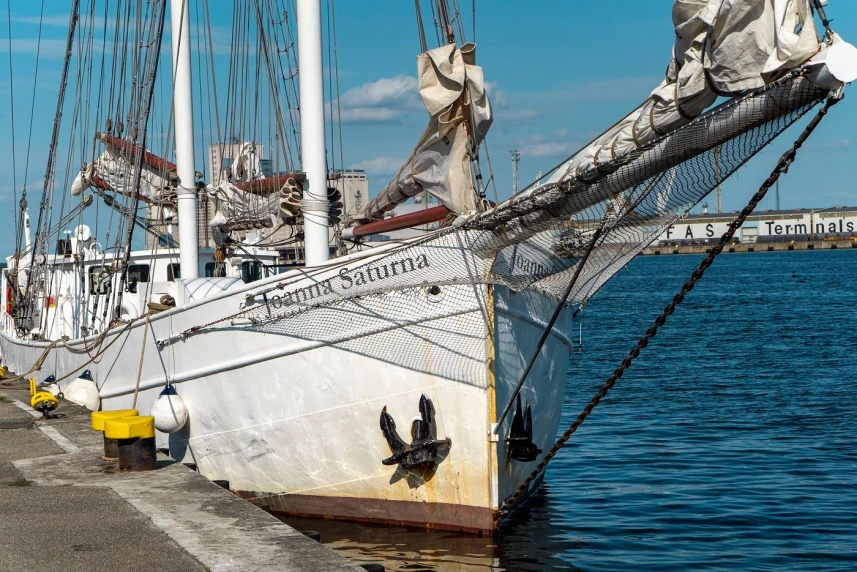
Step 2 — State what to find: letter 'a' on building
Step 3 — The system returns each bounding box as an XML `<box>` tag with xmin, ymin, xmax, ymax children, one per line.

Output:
<box><xmin>657</xmin><ymin>208</ymin><xmax>857</xmax><ymax>244</ymax></box>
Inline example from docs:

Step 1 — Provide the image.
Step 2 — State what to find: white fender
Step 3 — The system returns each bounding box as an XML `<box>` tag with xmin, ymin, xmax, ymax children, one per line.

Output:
<box><xmin>151</xmin><ymin>385</ymin><xmax>188</xmax><ymax>433</ymax></box>
<box><xmin>63</xmin><ymin>370</ymin><xmax>101</xmax><ymax>411</ymax></box>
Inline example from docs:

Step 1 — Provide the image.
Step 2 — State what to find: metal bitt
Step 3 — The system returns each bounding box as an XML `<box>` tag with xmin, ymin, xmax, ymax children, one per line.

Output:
<box><xmin>380</xmin><ymin>394</ymin><xmax>451</xmax><ymax>470</ymax></box>
<box><xmin>104</xmin><ymin>415</ymin><xmax>157</xmax><ymax>471</ymax></box>
<box><xmin>91</xmin><ymin>409</ymin><xmax>139</xmax><ymax>461</ymax></box>
<box><xmin>505</xmin><ymin>394</ymin><xmax>542</xmax><ymax>462</ymax></box>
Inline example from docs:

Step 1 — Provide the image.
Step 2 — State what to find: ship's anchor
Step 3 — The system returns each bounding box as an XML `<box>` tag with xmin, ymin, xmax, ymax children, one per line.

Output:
<box><xmin>380</xmin><ymin>394</ymin><xmax>451</xmax><ymax>470</ymax></box>
<box><xmin>505</xmin><ymin>394</ymin><xmax>542</xmax><ymax>462</ymax></box>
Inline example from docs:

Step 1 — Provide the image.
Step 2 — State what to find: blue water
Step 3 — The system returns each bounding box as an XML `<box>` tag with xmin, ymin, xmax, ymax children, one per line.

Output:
<box><xmin>282</xmin><ymin>250</ymin><xmax>857</xmax><ymax>571</ymax></box>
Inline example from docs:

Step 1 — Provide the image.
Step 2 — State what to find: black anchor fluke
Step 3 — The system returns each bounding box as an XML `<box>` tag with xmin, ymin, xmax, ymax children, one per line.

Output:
<box><xmin>380</xmin><ymin>394</ymin><xmax>451</xmax><ymax>470</ymax></box>
<box><xmin>506</xmin><ymin>394</ymin><xmax>542</xmax><ymax>462</ymax></box>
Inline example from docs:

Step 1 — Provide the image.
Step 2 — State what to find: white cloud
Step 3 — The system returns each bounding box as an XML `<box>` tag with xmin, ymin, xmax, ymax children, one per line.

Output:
<box><xmin>349</xmin><ymin>156</ymin><xmax>405</xmax><ymax>178</ymax></box>
<box><xmin>517</xmin><ymin>130</ymin><xmax>580</xmax><ymax>158</ymax></box>
<box><xmin>810</xmin><ymin>139</ymin><xmax>850</xmax><ymax>151</ymax></box>
<box><xmin>502</xmin><ymin>108</ymin><xmax>539</xmax><ymax>121</ymax></box>
<box><xmin>334</xmin><ymin>75</ymin><xmax>421</xmax><ymax>124</ymax></box>
<box><xmin>0</xmin><ymin>38</ymin><xmax>68</xmax><ymax>58</ymax></box>
<box><xmin>339</xmin><ymin>107</ymin><xmax>401</xmax><ymax>123</ymax></box>
<box><xmin>14</xmin><ymin>14</ymin><xmax>88</xmax><ymax>27</ymax></box>
<box><xmin>485</xmin><ymin>81</ymin><xmax>507</xmax><ymax>108</ymax></box>
<box><xmin>520</xmin><ymin>142</ymin><xmax>578</xmax><ymax>158</ymax></box>
<box><xmin>339</xmin><ymin>75</ymin><xmax>418</xmax><ymax>108</ymax></box>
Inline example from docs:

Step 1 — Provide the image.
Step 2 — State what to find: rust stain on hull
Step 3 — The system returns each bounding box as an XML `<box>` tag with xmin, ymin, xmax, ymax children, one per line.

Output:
<box><xmin>234</xmin><ymin>490</ymin><xmax>498</xmax><ymax>536</ymax></box>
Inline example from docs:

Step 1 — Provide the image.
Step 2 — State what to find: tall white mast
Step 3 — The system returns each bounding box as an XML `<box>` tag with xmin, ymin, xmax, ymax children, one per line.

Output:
<box><xmin>297</xmin><ymin>0</ymin><xmax>330</xmax><ymax>266</ymax></box>
<box><xmin>171</xmin><ymin>0</ymin><xmax>199</xmax><ymax>279</ymax></box>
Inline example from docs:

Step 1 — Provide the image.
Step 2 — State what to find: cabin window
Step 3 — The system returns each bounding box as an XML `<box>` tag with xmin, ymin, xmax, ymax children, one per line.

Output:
<box><xmin>167</xmin><ymin>263</ymin><xmax>181</xmax><ymax>282</ymax></box>
<box><xmin>126</xmin><ymin>264</ymin><xmax>150</xmax><ymax>293</ymax></box>
<box><xmin>205</xmin><ymin>262</ymin><xmax>227</xmax><ymax>278</ymax></box>
<box><xmin>88</xmin><ymin>266</ymin><xmax>113</xmax><ymax>295</ymax></box>
<box><xmin>240</xmin><ymin>261</ymin><xmax>264</xmax><ymax>283</ymax></box>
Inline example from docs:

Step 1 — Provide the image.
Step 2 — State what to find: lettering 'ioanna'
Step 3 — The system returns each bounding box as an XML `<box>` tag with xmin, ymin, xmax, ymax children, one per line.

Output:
<box><xmin>266</xmin><ymin>253</ymin><xmax>430</xmax><ymax>309</ymax></box>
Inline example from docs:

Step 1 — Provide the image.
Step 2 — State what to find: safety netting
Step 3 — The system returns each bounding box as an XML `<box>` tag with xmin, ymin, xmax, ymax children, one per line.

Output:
<box><xmin>186</xmin><ymin>72</ymin><xmax>829</xmax><ymax>350</ymax></box>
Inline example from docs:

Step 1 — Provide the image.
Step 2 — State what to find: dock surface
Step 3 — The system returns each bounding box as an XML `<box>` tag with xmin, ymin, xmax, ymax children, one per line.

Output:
<box><xmin>0</xmin><ymin>385</ymin><xmax>363</xmax><ymax>572</ymax></box>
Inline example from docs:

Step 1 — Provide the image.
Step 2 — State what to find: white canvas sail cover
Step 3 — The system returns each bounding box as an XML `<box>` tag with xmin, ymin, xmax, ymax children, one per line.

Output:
<box><xmin>207</xmin><ymin>176</ymin><xmax>303</xmax><ymax>231</ymax></box>
<box><xmin>71</xmin><ymin>146</ymin><xmax>168</xmax><ymax>202</ymax></box>
<box><xmin>544</xmin><ymin>0</ymin><xmax>821</xmax><ymax>187</ymax></box>
<box><xmin>362</xmin><ymin>42</ymin><xmax>493</xmax><ymax>220</ymax></box>
<box><xmin>207</xmin><ymin>142</ymin><xmax>304</xmax><ymax>231</ymax></box>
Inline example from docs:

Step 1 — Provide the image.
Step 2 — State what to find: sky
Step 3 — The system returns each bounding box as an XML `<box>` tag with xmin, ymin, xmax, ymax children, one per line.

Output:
<box><xmin>1</xmin><ymin>0</ymin><xmax>856</xmax><ymax>252</ymax></box>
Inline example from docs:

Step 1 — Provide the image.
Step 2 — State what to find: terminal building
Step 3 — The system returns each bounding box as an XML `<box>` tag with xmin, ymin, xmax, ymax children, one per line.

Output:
<box><xmin>657</xmin><ymin>206</ymin><xmax>857</xmax><ymax>245</ymax></box>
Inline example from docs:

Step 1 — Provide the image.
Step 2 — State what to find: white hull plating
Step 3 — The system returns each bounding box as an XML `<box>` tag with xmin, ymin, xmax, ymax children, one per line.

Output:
<box><xmin>1</xmin><ymin>235</ymin><xmax>573</xmax><ymax>533</ymax></box>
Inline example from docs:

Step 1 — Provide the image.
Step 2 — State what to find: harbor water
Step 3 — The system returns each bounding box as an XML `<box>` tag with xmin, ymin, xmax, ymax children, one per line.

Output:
<box><xmin>281</xmin><ymin>249</ymin><xmax>857</xmax><ymax>571</ymax></box>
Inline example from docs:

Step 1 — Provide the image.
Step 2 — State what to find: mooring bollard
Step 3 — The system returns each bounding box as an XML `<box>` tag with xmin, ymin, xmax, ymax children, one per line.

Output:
<box><xmin>104</xmin><ymin>415</ymin><xmax>157</xmax><ymax>471</ymax></box>
<box><xmin>90</xmin><ymin>409</ymin><xmax>139</xmax><ymax>460</ymax></box>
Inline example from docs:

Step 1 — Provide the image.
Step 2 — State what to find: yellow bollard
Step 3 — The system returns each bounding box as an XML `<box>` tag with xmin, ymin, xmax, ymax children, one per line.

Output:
<box><xmin>104</xmin><ymin>416</ymin><xmax>156</xmax><ymax>471</ymax></box>
<box><xmin>91</xmin><ymin>409</ymin><xmax>139</xmax><ymax>460</ymax></box>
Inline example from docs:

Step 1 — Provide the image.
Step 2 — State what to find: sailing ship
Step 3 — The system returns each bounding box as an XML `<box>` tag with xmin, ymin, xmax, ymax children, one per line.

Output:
<box><xmin>1</xmin><ymin>0</ymin><xmax>854</xmax><ymax>533</ymax></box>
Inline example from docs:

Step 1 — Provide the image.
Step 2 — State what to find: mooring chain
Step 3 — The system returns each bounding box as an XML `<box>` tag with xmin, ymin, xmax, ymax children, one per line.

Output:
<box><xmin>494</xmin><ymin>96</ymin><xmax>840</xmax><ymax>526</ymax></box>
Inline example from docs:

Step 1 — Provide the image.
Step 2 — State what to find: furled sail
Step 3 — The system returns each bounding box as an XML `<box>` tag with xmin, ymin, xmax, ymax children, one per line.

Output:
<box><xmin>543</xmin><ymin>0</ymin><xmax>822</xmax><ymax>187</ymax></box>
<box><xmin>71</xmin><ymin>145</ymin><xmax>170</xmax><ymax>202</ymax></box>
<box><xmin>361</xmin><ymin>42</ymin><xmax>493</xmax><ymax>221</ymax></box>
<box><xmin>206</xmin><ymin>141</ymin><xmax>304</xmax><ymax>232</ymax></box>
<box><xmin>207</xmin><ymin>177</ymin><xmax>303</xmax><ymax>232</ymax></box>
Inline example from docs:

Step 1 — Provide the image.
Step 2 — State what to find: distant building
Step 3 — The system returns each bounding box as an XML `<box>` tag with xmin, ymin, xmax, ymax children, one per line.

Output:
<box><xmin>657</xmin><ymin>207</ymin><xmax>857</xmax><ymax>244</ymax></box>
<box><xmin>334</xmin><ymin>169</ymin><xmax>368</xmax><ymax>222</ymax></box>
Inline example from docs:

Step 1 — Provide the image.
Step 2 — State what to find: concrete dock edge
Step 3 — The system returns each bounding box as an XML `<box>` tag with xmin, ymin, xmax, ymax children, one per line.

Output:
<box><xmin>0</xmin><ymin>387</ymin><xmax>363</xmax><ymax>572</ymax></box>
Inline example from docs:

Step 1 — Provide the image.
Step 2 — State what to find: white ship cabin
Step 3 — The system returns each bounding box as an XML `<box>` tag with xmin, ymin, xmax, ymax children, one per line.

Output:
<box><xmin>1</xmin><ymin>225</ymin><xmax>279</xmax><ymax>341</ymax></box>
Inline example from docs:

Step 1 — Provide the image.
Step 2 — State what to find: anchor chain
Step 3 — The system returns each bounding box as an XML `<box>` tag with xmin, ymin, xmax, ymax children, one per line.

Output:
<box><xmin>494</xmin><ymin>95</ymin><xmax>840</xmax><ymax>526</ymax></box>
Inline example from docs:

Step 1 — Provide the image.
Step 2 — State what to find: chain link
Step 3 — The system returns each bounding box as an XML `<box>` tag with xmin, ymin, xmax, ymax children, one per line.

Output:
<box><xmin>494</xmin><ymin>95</ymin><xmax>840</xmax><ymax>526</ymax></box>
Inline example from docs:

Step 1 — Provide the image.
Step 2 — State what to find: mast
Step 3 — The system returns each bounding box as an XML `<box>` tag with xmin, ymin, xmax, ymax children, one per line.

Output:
<box><xmin>171</xmin><ymin>0</ymin><xmax>198</xmax><ymax>279</ymax></box>
<box><xmin>297</xmin><ymin>0</ymin><xmax>330</xmax><ymax>266</ymax></box>
<box><xmin>510</xmin><ymin>150</ymin><xmax>520</xmax><ymax>194</ymax></box>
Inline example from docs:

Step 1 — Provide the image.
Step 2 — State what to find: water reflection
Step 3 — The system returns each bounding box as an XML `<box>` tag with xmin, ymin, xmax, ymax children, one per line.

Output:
<box><xmin>278</xmin><ymin>486</ymin><xmax>584</xmax><ymax>572</ymax></box>
<box><xmin>279</xmin><ymin>515</ymin><xmax>499</xmax><ymax>571</ymax></box>
<box><xmin>282</xmin><ymin>253</ymin><xmax>857</xmax><ymax>571</ymax></box>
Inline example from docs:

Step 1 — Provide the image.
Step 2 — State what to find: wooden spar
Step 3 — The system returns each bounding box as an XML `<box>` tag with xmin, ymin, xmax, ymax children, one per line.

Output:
<box><xmin>97</xmin><ymin>132</ymin><xmax>177</xmax><ymax>174</ymax></box>
<box><xmin>90</xmin><ymin>174</ymin><xmax>112</xmax><ymax>190</ymax></box>
<box><xmin>232</xmin><ymin>173</ymin><xmax>305</xmax><ymax>193</ymax></box>
<box><xmin>98</xmin><ymin>132</ymin><xmax>302</xmax><ymax>195</ymax></box>
<box><xmin>343</xmin><ymin>205</ymin><xmax>452</xmax><ymax>239</ymax></box>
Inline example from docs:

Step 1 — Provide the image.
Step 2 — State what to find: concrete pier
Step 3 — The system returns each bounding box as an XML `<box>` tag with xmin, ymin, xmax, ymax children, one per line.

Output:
<box><xmin>641</xmin><ymin>238</ymin><xmax>857</xmax><ymax>256</ymax></box>
<box><xmin>0</xmin><ymin>385</ymin><xmax>363</xmax><ymax>572</ymax></box>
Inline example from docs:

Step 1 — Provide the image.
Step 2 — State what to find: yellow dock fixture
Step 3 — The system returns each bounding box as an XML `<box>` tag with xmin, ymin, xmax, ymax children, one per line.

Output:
<box><xmin>0</xmin><ymin>365</ymin><xmax>6</xmax><ymax>379</ymax></box>
<box><xmin>104</xmin><ymin>415</ymin><xmax>157</xmax><ymax>471</ymax></box>
<box><xmin>29</xmin><ymin>377</ymin><xmax>59</xmax><ymax>418</ymax></box>
<box><xmin>91</xmin><ymin>409</ymin><xmax>139</xmax><ymax>460</ymax></box>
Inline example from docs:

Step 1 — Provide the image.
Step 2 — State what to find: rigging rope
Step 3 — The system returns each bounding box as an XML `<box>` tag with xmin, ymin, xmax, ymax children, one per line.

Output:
<box><xmin>493</xmin><ymin>94</ymin><xmax>841</xmax><ymax>526</ymax></box>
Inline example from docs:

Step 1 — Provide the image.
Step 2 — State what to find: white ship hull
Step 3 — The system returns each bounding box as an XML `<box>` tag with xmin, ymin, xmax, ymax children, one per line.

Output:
<box><xmin>1</xmin><ymin>235</ymin><xmax>573</xmax><ymax>533</ymax></box>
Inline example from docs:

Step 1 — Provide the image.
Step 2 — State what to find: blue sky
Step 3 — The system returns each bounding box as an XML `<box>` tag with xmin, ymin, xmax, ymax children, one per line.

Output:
<box><xmin>1</xmin><ymin>0</ymin><xmax>856</xmax><ymax>251</ymax></box>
